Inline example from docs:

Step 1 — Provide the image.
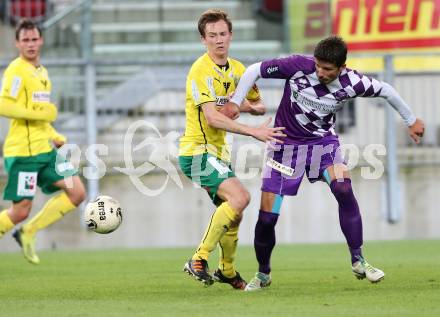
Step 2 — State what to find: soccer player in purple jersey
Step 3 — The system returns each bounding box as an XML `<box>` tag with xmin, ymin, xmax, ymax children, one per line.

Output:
<box><xmin>225</xmin><ymin>36</ymin><xmax>425</xmax><ymax>290</ymax></box>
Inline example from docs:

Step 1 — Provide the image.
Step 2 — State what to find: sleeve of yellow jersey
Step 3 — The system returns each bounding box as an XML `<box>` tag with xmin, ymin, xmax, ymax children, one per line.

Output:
<box><xmin>46</xmin><ymin>123</ymin><xmax>67</xmax><ymax>143</ymax></box>
<box><xmin>0</xmin><ymin>67</ymin><xmax>57</xmax><ymax>122</ymax></box>
<box><xmin>245</xmin><ymin>83</ymin><xmax>260</xmax><ymax>102</ymax></box>
<box><xmin>189</xmin><ymin>66</ymin><xmax>217</xmax><ymax>107</ymax></box>
<box><xmin>1</xmin><ymin>67</ymin><xmax>24</xmax><ymax>101</ymax></box>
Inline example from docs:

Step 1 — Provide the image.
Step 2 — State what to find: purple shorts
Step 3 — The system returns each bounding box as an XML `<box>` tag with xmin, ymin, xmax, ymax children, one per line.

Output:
<box><xmin>261</xmin><ymin>135</ymin><xmax>344</xmax><ymax>196</ymax></box>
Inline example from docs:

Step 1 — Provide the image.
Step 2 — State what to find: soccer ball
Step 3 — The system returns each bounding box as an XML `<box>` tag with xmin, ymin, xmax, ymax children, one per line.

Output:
<box><xmin>84</xmin><ymin>195</ymin><xmax>123</xmax><ymax>234</ymax></box>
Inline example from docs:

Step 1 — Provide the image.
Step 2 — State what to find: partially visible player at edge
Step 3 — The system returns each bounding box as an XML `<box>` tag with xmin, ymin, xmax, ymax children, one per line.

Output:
<box><xmin>179</xmin><ymin>9</ymin><xmax>286</xmax><ymax>289</ymax></box>
<box><xmin>225</xmin><ymin>35</ymin><xmax>425</xmax><ymax>290</ymax></box>
<box><xmin>0</xmin><ymin>19</ymin><xmax>86</xmax><ymax>264</ymax></box>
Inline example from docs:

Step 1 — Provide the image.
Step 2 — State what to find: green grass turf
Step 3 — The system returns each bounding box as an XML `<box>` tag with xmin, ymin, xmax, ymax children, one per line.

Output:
<box><xmin>0</xmin><ymin>240</ymin><xmax>439</xmax><ymax>317</ymax></box>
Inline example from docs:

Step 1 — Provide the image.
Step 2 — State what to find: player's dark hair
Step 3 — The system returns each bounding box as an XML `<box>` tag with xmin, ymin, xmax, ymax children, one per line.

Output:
<box><xmin>15</xmin><ymin>19</ymin><xmax>42</xmax><ymax>40</ymax></box>
<box><xmin>314</xmin><ymin>35</ymin><xmax>347</xmax><ymax>67</ymax></box>
<box><xmin>198</xmin><ymin>9</ymin><xmax>232</xmax><ymax>37</ymax></box>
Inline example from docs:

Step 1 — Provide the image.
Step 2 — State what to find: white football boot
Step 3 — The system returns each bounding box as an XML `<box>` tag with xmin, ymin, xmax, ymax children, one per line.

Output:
<box><xmin>244</xmin><ymin>272</ymin><xmax>272</xmax><ymax>291</ymax></box>
<box><xmin>352</xmin><ymin>256</ymin><xmax>385</xmax><ymax>283</ymax></box>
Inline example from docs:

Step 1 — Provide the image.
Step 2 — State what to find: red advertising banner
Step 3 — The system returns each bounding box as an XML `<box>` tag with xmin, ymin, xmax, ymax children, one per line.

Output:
<box><xmin>288</xmin><ymin>0</ymin><xmax>440</xmax><ymax>52</ymax></box>
<box><xmin>333</xmin><ymin>0</ymin><xmax>440</xmax><ymax>51</ymax></box>
<box><xmin>287</xmin><ymin>0</ymin><xmax>440</xmax><ymax>71</ymax></box>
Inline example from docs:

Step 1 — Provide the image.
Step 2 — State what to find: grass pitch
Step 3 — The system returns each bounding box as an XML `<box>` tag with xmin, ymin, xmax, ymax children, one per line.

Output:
<box><xmin>0</xmin><ymin>240</ymin><xmax>439</xmax><ymax>317</ymax></box>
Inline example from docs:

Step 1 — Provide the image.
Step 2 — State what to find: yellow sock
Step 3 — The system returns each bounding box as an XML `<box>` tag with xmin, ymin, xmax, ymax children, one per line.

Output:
<box><xmin>192</xmin><ymin>201</ymin><xmax>239</xmax><ymax>261</ymax></box>
<box><xmin>23</xmin><ymin>192</ymin><xmax>76</xmax><ymax>236</ymax></box>
<box><xmin>218</xmin><ymin>224</ymin><xmax>239</xmax><ymax>278</ymax></box>
<box><xmin>0</xmin><ymin>209</ymin><xmax>15</xmax><ymax>238</ymax></box>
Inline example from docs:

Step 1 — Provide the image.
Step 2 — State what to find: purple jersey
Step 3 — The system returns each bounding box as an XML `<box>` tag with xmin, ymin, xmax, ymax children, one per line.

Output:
<box><xmin>260</xmin><ymin>55</ymin><xmax>384</xmax><ymax>142</ymax></box>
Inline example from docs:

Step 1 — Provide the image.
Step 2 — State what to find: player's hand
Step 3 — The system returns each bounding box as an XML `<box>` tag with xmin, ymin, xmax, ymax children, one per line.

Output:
<box><xmin>218</xmin><ymin>102</ymin><xmax>240</xmax><ymax>120</ymax></box>
<box><xmin>53</xmin><ymin>139</ymin><xmax>65</xmax><ymax>148</ymax></box>
<box><xmin>238</xmin><ymin>99</ymin><xmax>266</xmax><ymax>115</ymax></box>
<box><xmin>247</xmin><ymin>101</ymin><xmax>266</xmax><ymax>116</ymax></box>
<box><xmin>251</xmin><ymin>117</ymin><xmax>286</xmax><ymax>145</ymax></box>
<box><xmin>408</xmin><ymin>118</ymin><xmax>425</xmax><ymax>144</ymax></box>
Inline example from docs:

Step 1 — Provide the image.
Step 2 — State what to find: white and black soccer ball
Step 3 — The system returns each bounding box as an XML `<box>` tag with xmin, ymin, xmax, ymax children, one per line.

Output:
<box><xmin>84</xmin><ymin>195</ymin><xmax>123</xmax><ymax>234</ymax></box>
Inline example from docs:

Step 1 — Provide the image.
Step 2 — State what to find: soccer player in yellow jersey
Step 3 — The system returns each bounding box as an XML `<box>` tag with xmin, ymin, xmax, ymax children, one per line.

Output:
<box><xmin>179</xmin><ymin>10</ymin><xmax>286</xmax><ymax>289</ymax></box>
<box><xmin>0</xmin><ymin>20</ymin><xmax>86</xmax><ymax>264</ymax></box>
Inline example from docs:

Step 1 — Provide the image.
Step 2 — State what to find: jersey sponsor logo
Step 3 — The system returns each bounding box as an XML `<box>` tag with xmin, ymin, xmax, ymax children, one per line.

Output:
<box><xmin>266</xmin><ymin>66</ymin><xmax>279</xmax><ymax>75</ymax></box>
<box><xmin>10</xmin><ymin>76</ymin><xmax>22</xmax><ymax>98</ymax></box>
<box><xmin>17</xmin><ymin>172</ymin><xmax>38</xmax><ymax>197</ymax></box>
<box><xmin>216</xmin><ymin>96</ymin><xmax>229</xmax><ymax>106</ymax></box>
<box><xmin>266</xmin><ymin>157</ymin><xmax>294</xmax><ymax>176</ymax></box>
<box><xmin>32</xmin><ymin>91</ymin><xmax>50</xmax><ymax>102</ymax></box>
<box><xmin>291</xmin><ymin>91</ymin><xmax>343</xmax><ymax>113</ymax></box>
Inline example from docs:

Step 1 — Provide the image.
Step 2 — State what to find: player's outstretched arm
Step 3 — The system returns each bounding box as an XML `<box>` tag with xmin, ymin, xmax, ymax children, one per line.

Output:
<box><xmin>408</xmin><ymin>118</ymin><xmax>425</xmax><ymax>144</ymax></box>
<box><xmin>379</xmin><ymin>82</ymin><xmax>416</xmax><ymax>126</ymax></box>
<box><xmin>0</xmin><ymin>97</ymin><xmax>57</xmax><ymax>122</ymax></box>
<box><xmin>202</xmin><ymin>102</ymin><xmax>285</xmax><ymax>143</ymax></box>
<box><xmin>230</xmin><ymin>62</ymin><xmax>262</xmax><ymax>107</ymax></box>
<box><xmin>377</xmin><ymin>82</ymin><xmax>424</xmax><ymax>144</ymax></box>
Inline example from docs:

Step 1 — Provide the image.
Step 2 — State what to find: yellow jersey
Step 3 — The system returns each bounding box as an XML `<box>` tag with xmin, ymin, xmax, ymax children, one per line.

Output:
<box><xmin>1</xmin><ymin>57</ymin><xmax>60</xmax><ymax>157</ymax></box>
<box><xmin>179</xmin><ymin>53</ymin><xmax>260</xmax><ymax>162</ymax></box>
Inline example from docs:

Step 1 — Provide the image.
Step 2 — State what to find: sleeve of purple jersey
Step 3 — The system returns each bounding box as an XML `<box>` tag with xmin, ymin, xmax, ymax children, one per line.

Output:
<box><xmin>260</xmin><ymin>55</ymin><xmax>309</xmax><ymax>79</ymax></box>
<box><xmin>351</xmin><ymin>70</ymin><xmax>416</xmax><ymax>126</ymax></box>
<box><xmin>229</xmin><ymin>62</ymin><xmax>261</xmax><ymax>106</ymax></box>
<box><xmin>350</xmin><ymin>70</ymin><xmax>384</xmax><ymax>98</ymax></box>
<box><xmin>379</xmin><ymin>82</ymin><xmax>416</xmax><ymax>126</ymax></box>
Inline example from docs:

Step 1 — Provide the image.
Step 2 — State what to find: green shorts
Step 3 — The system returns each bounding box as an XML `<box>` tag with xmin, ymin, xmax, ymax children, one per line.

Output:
<box><xmin>179</xmin><ymin>153</ymin><xmax>235</xmax><ymax>205</ymax></box>
<box><xmin>3</xmin><ymin>150</ymin><xmax>78</xmax><ymax>202</ymax></box>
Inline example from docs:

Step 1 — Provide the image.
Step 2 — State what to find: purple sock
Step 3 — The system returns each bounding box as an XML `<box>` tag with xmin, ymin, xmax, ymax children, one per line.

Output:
<box><xmin>330</xmin><ymin>179</ymin><xmax>363</xmax><ymax>264</ymax></box>
<box><xmin>254</xmin><ymin>210</ymin><xmax>279</xmax><ymax>274</ymax></box>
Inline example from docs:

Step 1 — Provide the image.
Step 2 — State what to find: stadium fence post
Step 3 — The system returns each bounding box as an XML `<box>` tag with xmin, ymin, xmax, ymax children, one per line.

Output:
<box><xmin>384</xmin><ymin>54</ymin><xmax>401</xmax><ymax>223</ymax></box>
